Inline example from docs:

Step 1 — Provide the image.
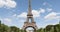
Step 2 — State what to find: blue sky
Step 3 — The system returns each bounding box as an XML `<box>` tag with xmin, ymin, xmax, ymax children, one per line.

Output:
<box><xmin>0</xmin><ymin>0</ymin><xmax>60</xmax><ymax>28</ymax></box>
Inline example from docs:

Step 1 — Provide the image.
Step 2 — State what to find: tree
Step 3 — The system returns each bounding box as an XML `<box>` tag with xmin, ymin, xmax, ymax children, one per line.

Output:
<box><xmin>0</xmin><ymin>20</ymin><xmax>1</xmax><ymax>27</ymax></box>
<box><xmin>0</xmin><ymin>24</ymin><xmax>10</xmax><ymax>32</ymax></box>
<box><xmin>10</xmin><ymin>26</ymin><xmax>20</xmax><ymax>32</ymax></box>
<box><xmin>50</xmin><ymin>27</ymin><xmax>54</xmax><ymax>32</ymax></box>
<box><xmin>40</xmin><ymin>28</ymin><xmax>44</xmax><ymax>32</ymax></box>
<box><xmin>36</xmin><ymin>28</ymin><xmax>44</xmax><ymax>32</ymax></box>
<box><xmin>54</xmin><ymin>24</ymin><xmax>60</xmax><ymax>32</ymax></box>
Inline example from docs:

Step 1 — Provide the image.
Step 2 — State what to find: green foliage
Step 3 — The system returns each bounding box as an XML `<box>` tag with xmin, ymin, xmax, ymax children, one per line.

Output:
<box><xmin>37</xmin><ymin>23</ymin><xmax>60</xmax><ymax>32</ymax></box>
<box><xmin>46</xmin><ymin>25</ymin><xmax>53</xmax><ymax>31</ymax></box>
<box><xmin>0</xmin><ymin>24</ymin><xmax>10</xmax><ymax>32</ymax></box>
<box><xmin>0</xmin><ymin>20</ymin><xmax>60</xmax><ymax>32</ymax></box>
<box><xmin>10</xmin><ymin>26</ymin><xmax>21</xmax><ymax>32</ymax></box>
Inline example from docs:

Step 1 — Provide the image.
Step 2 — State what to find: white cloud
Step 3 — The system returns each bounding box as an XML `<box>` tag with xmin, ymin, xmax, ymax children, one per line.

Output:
<box><xmin>46</xmin><ymin>8</ymin><xmax>52</xmax><ymax>12</ymax></box>
<box><xmin>32</xmin><ymin>10</ymin><xmax>40</xmax><ymax>18</ymax></box>
<box><xmin>43</xmin><ymin>2</ymin><xmax>47</xmax><ymax>6</ymax></box>
<box><xmin>17</xmin><ymin>12</ymin><xmax>27</xmax><ymax>18</ymax></box>
<box><xmin>43</xmin><ymin>2</ymin><xmax>52</xmax><ymax>7</ymax></box>
<box><xmin>39</xmin><ymin>8</ymin><xmax>45</xmax><ymax>13</ymax></box>
<box><xmin>3</xmin><ymin>18</ymin><xmax>12</xmax><ymax>22</ymax></box>
<box><xmin>0</xmin><ymin>18</ymin><xmax>3</xmax><ymax>21</ymax></box>
<box><xmin>0</xmin><ymin>18</ymin><xmax>12</xmax><ymax>24</ymax></box>
<box><xmin>1</xmin><ymin>18</ymin><xmax>12</xmax><ymax>22</ymax></box>
<box><xmin>17</xmin><ymin>8</ymin><xmax>45</xmax><ymax>18</ymax></box>
<box><xmin>19</xmin><ymin>19</ymin><xmax>26</xmax><ymax>23</ymax></box>
<box><xmin>12</xmin><ymin>14</ymin><xmax>17</xmax><ymax>17</ymax></box>
<box><xmin>0</xmin><ymin>0</ymin><xmax>16</xmax><ymax>8</ymax></box>
<box><xmin>44</xmin><ymin>12</ymin><xmax>60</xmax><ymax>20</ymax></box>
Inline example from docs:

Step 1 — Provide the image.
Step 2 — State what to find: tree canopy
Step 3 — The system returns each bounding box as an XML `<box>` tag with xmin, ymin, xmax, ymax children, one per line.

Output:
<box><xmin>0</xmin><ymin>20</ymin><xmax>60</xmax><ymax>32</ymax></box>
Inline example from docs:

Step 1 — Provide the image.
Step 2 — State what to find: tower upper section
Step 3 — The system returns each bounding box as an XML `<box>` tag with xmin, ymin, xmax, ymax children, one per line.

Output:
<box><xmin>27</xmin><ymin>0</ymin><xmax>33</xmax><ymax>16</ymax></box>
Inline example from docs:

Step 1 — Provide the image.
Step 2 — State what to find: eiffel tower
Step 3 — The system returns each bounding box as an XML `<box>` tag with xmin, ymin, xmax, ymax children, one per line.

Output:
<box><xmin>22</xmin><ymin>0</ymin><xmax>37</xmax><ymax>32</ymax></box>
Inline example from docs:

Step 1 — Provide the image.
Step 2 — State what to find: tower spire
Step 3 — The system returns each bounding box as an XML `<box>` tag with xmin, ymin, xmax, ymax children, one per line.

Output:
<box><xmin>28</xmin><ymin>0</ymin><xmax>32</xmax><ymax>16</ymax></box>
<box><xmin>26</xmin><ymin>0</ymin><xmax>34</xmax><ymax>22</ymax></box>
